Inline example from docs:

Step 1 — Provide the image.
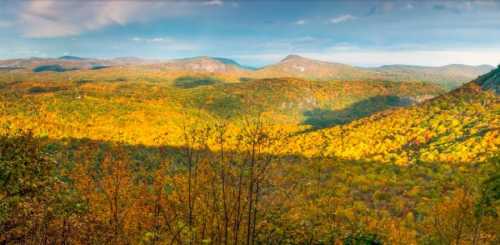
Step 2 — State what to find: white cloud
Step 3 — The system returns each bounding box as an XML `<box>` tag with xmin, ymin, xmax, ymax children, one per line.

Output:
<box><xmin>472</xmin><ymin>0</ymin><xmax>498</xmax><ymax>8</ymax></box>
<box><xmin>131</xmin><ymin>37</ymin><xmax>199</xmax><ymax>51</ymax></box>
<box><xmin>259</xmin><ymin>36</ymin><xmax>318</xmax><ymax>50</ymax></box>
<box><xmin>326</xmin><ymin>43</ymin><xmax>359</xmax><ymax>52</ymax></box>
<box><xmin>203</xmin><ymin>0</ymin><xmax>224</xmax><ymax>6</ymax></box>
<box><xmin>302</xmin><ymin>49</ymin><xmax>500</xmax><ymax>67</ymax></box>
<box><xmin>132</xmin><ymin>37</ymin><xmax>176</xmax><ymax>43</ymax></box>
<box><xmin>0</xmin><ymin>21</ymin><xmax>13</xmax><ymax>28</ymax></box>
<box><xmin>151</xmin><ymin>37</ymin><xmax>169</xmax><ymax>42</ymax></box>
<box><xmin>429</xmin><ymin>0</ymin><xmax>499</xmax><ymax>13</ymax></box>
<box><xmin>0</xmin><ymin>47</ymin><xmax>48</xmax><ymax>58</ymax></box>
<box><xmin>330</xmin><ymin>14</ymin><xmax>357</xmax><ymax>24</ymax></box>
<box><xmin>236</xmin><ymin>53</ymin><xmax>286</xmax><ymax>64</ymax></box>
<box><xmin>295</xmin><ymin>36</ymin><xmax>316</xmax><ymax>42</ymax></box>
<box><xmin>17</xmin><ymin>1</ymin><xmax>194</xmax><ymax>38</ymax></box>
<box><xmin>236</xmin><ymin>48</ymin><xmax>500</xmax><ymax>67</ymax></box>
<box><xmin>295</xmin><ymin>19</ymin><xmax>306</xmax><ymax>25</ymax></box>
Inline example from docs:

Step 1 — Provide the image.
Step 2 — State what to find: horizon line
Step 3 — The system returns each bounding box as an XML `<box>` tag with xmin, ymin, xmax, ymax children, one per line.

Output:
<box><xmin>0</xmin><ymin>54</ymin><xmax>497</xmax><ymax>69</ymax></box>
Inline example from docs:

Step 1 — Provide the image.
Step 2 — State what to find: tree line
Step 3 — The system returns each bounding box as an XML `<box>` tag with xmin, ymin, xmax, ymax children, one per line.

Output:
<box><xmin>1</xmin><ymin>119</ymin><xmax>499</xmax><ymax>244</ymax></box>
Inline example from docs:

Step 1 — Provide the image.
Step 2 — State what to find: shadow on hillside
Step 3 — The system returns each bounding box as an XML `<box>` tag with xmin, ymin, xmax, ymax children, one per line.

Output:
<box><xmin>19</xmin><ymin>135</ymin><xmax>394</xmax><ymax>172</ymax></box>
<box><xmin>8</xmin><ymin>132</ymin><xmax>485</xmax><ymax>173</ymax></box>
<box><xmin>28</xmin><ymin>86</ymin><xmax>67</xmax><ymax>94</ymax></box>
<box><xmin>32</xmin><ymin>64</ymin><xmax>78</xmax><ymax>73</ymax></box>
<box><xmin>29</xmin><ymin>136</ymin><xmax>332</xmax><ymax>171</ymax></box>
<box><xmin>174</xmin><ymin>76</ymin><xmax>221</xmax><ymax>89</ymax></box>
<box><xmin>303</xmin><ymin>95</ymin><xmax>413</xmax><ymax>129</ymax></box>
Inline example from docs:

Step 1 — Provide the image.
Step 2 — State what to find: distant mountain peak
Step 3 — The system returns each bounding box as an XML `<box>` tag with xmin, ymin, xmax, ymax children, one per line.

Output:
<box><xmin>211</xmin><ymin>57</ymin><xmax>239</xmax><ymax>65</ymax></box>
<box><xmin>58</xmin><ymin>55</ymin><xmax>85</xmax><ymax>60</ymax></box>
<box><xmin>211</xmin><ymin>57</ymin><xmax>255</xmax><ymax>70</ymax></box>
<box><xmin>281</xmin><ymin>54</ymin><xmax>307</xmax><ymax>62</ymax></box>
<box><xmin>180</xmin><ymin>56</ymin><xmax>228</xmax><ymax>63</ymax></box>
<box><xmin>166</xmin><ymin>56</ymin><xmax>252</xmax><ymax>72</ymax></box>
<box><xmin>174</xmin><ymin>56</ymin><xmax>255</xmax><ymax>70</ymax></box>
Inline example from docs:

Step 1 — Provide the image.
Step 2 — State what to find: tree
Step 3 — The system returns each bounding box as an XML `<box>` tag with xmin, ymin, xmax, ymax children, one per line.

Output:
<box><xmin>0</xmin><ymin>130</ymin><xmax>58</xmax><ymax>243</ymax></box>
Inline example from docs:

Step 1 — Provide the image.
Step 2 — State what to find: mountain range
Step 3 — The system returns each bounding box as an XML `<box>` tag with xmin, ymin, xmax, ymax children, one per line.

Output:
<box><xmin>0</xmin><ymin>55</ymin><xmax>494</xmax><ymax>90</ymax></box>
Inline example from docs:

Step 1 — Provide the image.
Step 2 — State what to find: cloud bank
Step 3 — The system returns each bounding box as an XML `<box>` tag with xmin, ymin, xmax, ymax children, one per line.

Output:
<box><xmin>131</xmin><ymin>37</ymin><xmax>199</xmax><ymax>51</ymax></box>
<box><xmin>236</xmin><ymin>48</ymin><xmax>500</xmax><ymax>67</ymax></box>
<box><xmin>203</xmin><ymin>0</ymin><xmax>224</xmax><ymax>6</ymax></box>
<box><xmin>295</xmin><ymin>19</ymin><xmax>306</xmax><ymax>25</ymax></box>
<box><xmin>330</xmin><ymin>14</ymin><xmax>356</xmax><ymax>24</ymax></box>
<box><xmin>17</xmin><ymin>1</ymin><xmax>194</xmax><ymax>38</ymax></box>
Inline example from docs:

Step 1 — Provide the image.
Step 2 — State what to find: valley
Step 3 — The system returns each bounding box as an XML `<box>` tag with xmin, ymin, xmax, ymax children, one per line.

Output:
<box><xmin>1</xmin><ymin>56</ymin><xmax>498</xmax><ymax>244</ymax></box>
<box><xmin>3</xmin><ymin>0</ymin><xmax>500</xmax><ymax>243</ymax></box>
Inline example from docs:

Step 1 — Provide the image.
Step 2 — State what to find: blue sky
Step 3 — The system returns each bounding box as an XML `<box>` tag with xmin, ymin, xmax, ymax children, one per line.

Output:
<box><xmin>0</xmin><ymin>0</ymin><xmax>499</xmax><ymax>67</ymax></box>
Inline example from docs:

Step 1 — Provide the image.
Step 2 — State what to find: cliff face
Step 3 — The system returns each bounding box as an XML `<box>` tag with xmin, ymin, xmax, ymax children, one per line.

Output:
<box><xmin>475</xmin><ymin>65</ymin><xmax>500</xmax><ymax>94</ymax></box>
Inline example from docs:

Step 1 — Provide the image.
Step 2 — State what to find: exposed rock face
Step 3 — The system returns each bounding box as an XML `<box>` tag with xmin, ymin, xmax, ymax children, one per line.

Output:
<box><xmin>182</xmin><ymin>58</ymin><xmax>229</xmax><ymax>72</ymax></box>
<box><xmin>256</xmin><ymin>54</ymin><xmax>370</xmax><ymax>80</ymax></box>
<box><xmin>162</xmin><ymin>57</ymin><xmax>247</xmax><ymax>73</ymax></box>
<box><xmin>475</xmin><ymin>65</ymin><xmax>500</xmax><ymax>94</ymax></box>
<box><xmin>281</xmin><ymin>55</ymin><xmax>305</xmax><ymax>63</ymax></box>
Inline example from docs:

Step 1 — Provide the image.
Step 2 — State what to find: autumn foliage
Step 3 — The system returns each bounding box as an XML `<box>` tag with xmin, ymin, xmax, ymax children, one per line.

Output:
<box><xmin>0</xmin><ymin>70</ymin><xmax>499</xmax><ymax>244</ymax></box>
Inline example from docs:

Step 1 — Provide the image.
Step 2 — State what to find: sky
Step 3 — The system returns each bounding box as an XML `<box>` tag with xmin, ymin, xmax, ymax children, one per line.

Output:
<box><xmin>0</xmin><ymin>0</ymin><xmax>499</xmax><ymax>67</ymax></box>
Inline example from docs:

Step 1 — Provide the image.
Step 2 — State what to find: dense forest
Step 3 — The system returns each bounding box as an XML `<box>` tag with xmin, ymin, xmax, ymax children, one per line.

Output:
<box><xmin>0</xmin><ymin>67</ymin><xmax>499</xmax><ymax>244</ymax></box>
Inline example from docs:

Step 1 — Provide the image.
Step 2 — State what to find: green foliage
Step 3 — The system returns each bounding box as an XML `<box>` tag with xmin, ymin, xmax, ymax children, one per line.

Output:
<box><xmin>28</xmin><ymin>86</ymin><xmax>65</xmax><ymax>94</ymax></box>
<box><xmin>0</xmin><ymin>68</ymin><xmax>497</xmax><ymax>244</ymax></box>
<box><xmin>292</xmin><ymin>82</ymin><xmax>499</xmax><ymax>165</ymax></box>
<box><xmin>33</xmin><ymin>64</ymin><xmax>76</xmax><ymax>73</ymax></box>
<box><xmin>174</xmin><ymin>76</ymin><xmax>221</xmax><ymax>88</ymax></box>
<box><xmin>476</xmin><ymin>156</ymin><xmax>500</xmax><ymax>218</ymax></box>
<box><xmin>0</xmin><ymin>130</ymin><xmax>56</xmax><ymax>241</ymax></box>
<box><xmin>204</xmin><ymin>94</ymin><xmax>243</xmax><ymax>118</ymax></box>
<box><xmin>303</xmin><ymin>95</ymin><xmax>411</xmax><ymax>128</ymax></box>
<box><xmin>344</xmin><ymin>233</ymin><xmax>383</xmax><ymax>245</ymax></box>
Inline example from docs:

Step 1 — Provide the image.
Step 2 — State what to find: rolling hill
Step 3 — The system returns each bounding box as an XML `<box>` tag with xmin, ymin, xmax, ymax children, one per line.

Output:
<box><xmin>254</xmin><ymin>55</ymin><xmax>494</xmax><ymax>89</ymax></box>
<box><xmin>476</xmin><ymin>65</ymin><xmax>500</xmax><ymax>94</ymax></box>
<box><xmin>290</xmin><ymin>65</ymin><xmax>499</xmax><ymax>164</ymax></box>
<box><xmin>373</xmin><ymin>64</ymin><xmax>495</xmax><ymax>89</ymax></box>
<box><xmin>0</xmin><ymin>68</ymin><xmax>443</xmax><ymax>145</ymax></box>
<box><xmin>0</xmin><ymin>62</ymin><xmax>498</xmax><ymax>245</ymax></box>
<box><xmin>253</xmin><ymin>54</ymin><xmax>375</xmax><ymax>80</ymax></box>
<box><xmin>155</xmin><ymin>56</ymin><xmax>250</xmax><ymax>73</ymax></box>
<box><xmin>0</xmin><ymin>55</ymin><xmax>493</xmax><ymax>89</ymax></box>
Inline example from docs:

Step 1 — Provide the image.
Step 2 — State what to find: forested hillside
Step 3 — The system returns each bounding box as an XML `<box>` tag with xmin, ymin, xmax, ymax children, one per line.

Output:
<box><xmin>291</xmin><ymin>81</ymin><xmax>499</xmax><ymax>164</ymax></box>
<box><xmin>0</xmin><ymin>67</ymin><xmax>498</xmax><ymax>244</ymax></box>
<box><xmin>0</xmin><ymin>69</ymin><xmax>442</xmax><ymax>144</ymax></box>
<box><xmin>2</xmin><ymin>0</ymin><xmax>500</xmax><ymax>243</ymax></box>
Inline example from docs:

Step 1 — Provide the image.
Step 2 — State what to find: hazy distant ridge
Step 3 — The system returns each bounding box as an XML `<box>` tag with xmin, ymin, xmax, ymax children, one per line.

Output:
<box><xmin>0</xmin><ymin>55</ymin><xmax>494</xmax><ymax>89</ymax></box>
